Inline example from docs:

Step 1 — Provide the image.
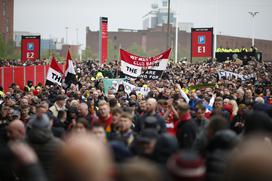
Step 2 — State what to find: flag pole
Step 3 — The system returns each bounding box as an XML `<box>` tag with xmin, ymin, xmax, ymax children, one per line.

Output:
<box><xmin>174</xmin><ymin>1</ymin><xmax>179</xmax><ymax>64</ymax></box>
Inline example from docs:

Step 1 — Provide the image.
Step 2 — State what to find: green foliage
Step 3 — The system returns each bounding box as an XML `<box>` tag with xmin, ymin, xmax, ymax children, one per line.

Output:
<box><xmin>42</xmin><ymin>49</ymin><xmax>64</xmax><ymax>62</ymax></box>
<box><xmin>0</xmin><ymin>36</ymin><xmax>20</xmax><ymax>60</ymax></box>
<box><xmin>54</xmin><ymin>52</ymin><xmax>64</xmax><ymax>63</ymax></box>
<box><xmin>179</xmin><ymin>48</ymin><xmax>190</xmax><ymax>59</ymax></box>
<box><xmin>108</xmin><ymin>39</ymin><xmax>119</xmax><ymax>62</ymax></box>
<box><xmin>127</xmin><ymin>43</ymin><xmax>147</xmax><ymax>57</ymax></box>
<box><xmin>82</xmin><ymin>47</ymin><xmax>97</xmax><ymax>60</ymax></box>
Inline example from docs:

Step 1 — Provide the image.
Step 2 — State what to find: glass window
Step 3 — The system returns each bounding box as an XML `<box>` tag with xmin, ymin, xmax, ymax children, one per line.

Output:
<box><xmin>2</xmin><ymin>1</ymin><xmax>6</xmax><ymax>16</ymax></box>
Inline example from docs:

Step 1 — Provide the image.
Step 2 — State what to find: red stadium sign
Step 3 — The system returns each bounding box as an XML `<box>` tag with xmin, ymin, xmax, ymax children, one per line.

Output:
<box><xmin>191</xmin><ymin>28</ymin><xmax>213</xmax><ymax>58</ymax></box>
<box><xmin>99</xmin><ymin>17</ymin><xmax>108</xmax><ymax>64</ymax></box>
<box><xmin>21</xmin><ymin>35</ymin><xmax>41</xmax><ymax>62</ymax></box>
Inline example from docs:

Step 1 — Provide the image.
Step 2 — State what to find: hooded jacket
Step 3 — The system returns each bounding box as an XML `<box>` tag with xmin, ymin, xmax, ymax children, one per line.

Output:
<box><xmin>27</xmin><ymin>128</ymin><xmax>63</xmax><ymax>181</ymax></box>
<box><xmin>206</xmin><ymin>130</ymin><xmax>238</xmax><ymax>181</ymax></box>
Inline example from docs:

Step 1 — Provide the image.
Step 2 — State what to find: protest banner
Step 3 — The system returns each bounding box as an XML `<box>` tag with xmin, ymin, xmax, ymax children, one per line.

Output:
<box><xmin>103</xmin><ymin>79</ymin><xmax>150</xmax><ymax>96</ymax></box>
<box><xmin>103</xmin><ymin>78</ymin><xmax>124</xmax><ymax>95</ymax></box>
<box><xmin>218</xmin><ymin>71</ymin><xmax>255</xmax><ymax>81</ymax></box>
<box><xmin>120</xmin><ymin>49</ymin><xmax>171</xmax><ymax>80</ymax></box>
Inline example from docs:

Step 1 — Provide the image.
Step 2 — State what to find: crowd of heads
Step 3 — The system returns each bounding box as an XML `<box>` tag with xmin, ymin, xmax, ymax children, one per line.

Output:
<box><xmin>0</xmin><ymin>58</ymin><xmax>272</xmax><ymax>181</ymax></box>
<box><xmin>0</xmin><ymin>59</ymin><xmax>47</xmax><ymax>67</ymax></box>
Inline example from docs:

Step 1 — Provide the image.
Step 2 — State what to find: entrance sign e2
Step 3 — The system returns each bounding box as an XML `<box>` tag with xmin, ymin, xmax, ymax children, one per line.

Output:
<box><xmin>21</xmin><ymin>35</ymin><xmax>41</xmax><ymax>62</ymax></box>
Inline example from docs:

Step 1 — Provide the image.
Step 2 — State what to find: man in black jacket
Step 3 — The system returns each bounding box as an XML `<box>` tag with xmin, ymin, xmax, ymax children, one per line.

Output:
<box><xmin>27</xmin><ymin>113</ymin><xmax>63</xmax><ymax>181</ymax></box>
<box><xmin>135</xmin><ymin>98</ymin><xmax>166</xmax><ymax>134</ymax></box>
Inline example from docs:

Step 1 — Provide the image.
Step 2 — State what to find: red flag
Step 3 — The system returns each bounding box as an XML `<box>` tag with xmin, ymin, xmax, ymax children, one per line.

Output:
<box><xmin>46</xmin><ymin>56</ymin><xmax>63</xmax><ymax>86</ymax></box>
<box><xmin>65</xmin><ymin>49</ymin><xmax>72</xmax><ymax>73</ymax></box>
<box><xmin>64</xmin><ymin>49</ymin><xmax>77</xmax><ymax>87</ymax></box>
<box><xmin>51</xmin><ymin>56</ymin><xmax>63</xmax><ymax>74</ymax></box>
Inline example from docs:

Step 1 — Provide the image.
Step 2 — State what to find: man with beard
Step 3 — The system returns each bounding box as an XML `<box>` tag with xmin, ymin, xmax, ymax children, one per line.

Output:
<box><xmin>97</xmin><ymin>101</ymin><xmax>113</xmax><ymax>137</ymax></box>
<box><xmin>135</xmin><ymin>98</ymin><xmax>166</xmax><ymax>134</ymax></box>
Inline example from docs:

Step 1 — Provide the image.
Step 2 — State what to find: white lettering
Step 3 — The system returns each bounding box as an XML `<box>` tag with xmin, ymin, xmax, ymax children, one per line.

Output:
<box><xmin>27</xmin><ymin>52</ymin><xmax>34</xmax><ymax>59</ymax></box>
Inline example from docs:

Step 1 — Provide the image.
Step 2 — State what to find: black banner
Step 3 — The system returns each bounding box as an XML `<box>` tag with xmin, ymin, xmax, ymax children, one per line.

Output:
<box><xmin>124</xmin><ymin>70</ymin><xmax>164</xmax><ymax>80</ymax></box>
<box><xmin>216</xmin><ymin>52</ymin><xmax>262</xmax><ymax>63</ymax></box>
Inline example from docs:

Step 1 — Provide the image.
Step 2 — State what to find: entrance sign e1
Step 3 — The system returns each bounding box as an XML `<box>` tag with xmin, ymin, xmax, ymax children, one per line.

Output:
<box><xmin>191</xmin><ymin>28</ymin><xmax>213</xmax><ymax>58</ymax></box>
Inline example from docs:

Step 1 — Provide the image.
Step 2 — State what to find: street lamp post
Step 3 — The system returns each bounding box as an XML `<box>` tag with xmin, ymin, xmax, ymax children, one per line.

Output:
<box><xmin>65</xmin><ymin>27</ymin><xmax>69</xmax><ymax>44</ymax></box>
<box><xmin>214</xmin><ymin>0</ymin><xmax>219</xmax><ymax>58</ymax></box>
<box><xmin>174</xmin><ymin>0</ymin><xmax>179</xmax><ymax>63</ymax></box>
<box><xmin>76</xmin><ymin>28</ymin><xmax>79</xmax><ymax>45</ymax></box>
<box><xmin>248</xmin><ymin>11</ymin><xmax>259</xmax><ymax>47</ymax></box>
<box><xmin>49</xmin><ymin>39</ymin><xmax>51</xmax><ymax>58</ymax></box>
<box><xmin>49</xmin><ymin>35</ymin><xmax>51</xmax><ymax>58</ymax></box>
<box><xmin>167</xmin><ymin>0</ymin><xmax>170</xmax><ymax>49</ymax></box>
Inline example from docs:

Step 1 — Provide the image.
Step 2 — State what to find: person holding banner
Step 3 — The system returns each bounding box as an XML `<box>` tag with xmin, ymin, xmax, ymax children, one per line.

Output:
<box><xmin>1</xmin><ymin>47</ymin><xmax>272</xmax><ymax>181</ymax></box>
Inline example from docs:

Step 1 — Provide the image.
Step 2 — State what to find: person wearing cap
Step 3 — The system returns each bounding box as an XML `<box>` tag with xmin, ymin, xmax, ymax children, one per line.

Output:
<box><xmin>27</xmin><ymin>113</ymin><xmax>63</xmax><ymax>181</ymax></box>
<box><xmin>129</xmin><ymin>91</ymin><xmax>138</xmax><ymax>102</ymax></box>
<box><xmin>49</xmin><ymin>95</ymin><xmax>66</xmax><ymax>117</ymax></box>
<box><xmin>152</xmin><ymin>134</ymin><xmax>179</xmax><ymax>165</ymax></box>
<box><xmin>206</xmin><ymin>130</ymin><xmax>238</xmax><ymax>181</ymax></box>
<box><xmin>131</xmin><ymin>128</ymin><xmax>159</xmax><ymax>159</ymax></box>
<box><xmin>11</xmin><ymin>109</ymin><xmax>21</xmax><ymax>121</ymax></box>
<box><xmin>167</xmin><ymin>151</ymin><xmax>206</xmax><ymax>181</ymax></box>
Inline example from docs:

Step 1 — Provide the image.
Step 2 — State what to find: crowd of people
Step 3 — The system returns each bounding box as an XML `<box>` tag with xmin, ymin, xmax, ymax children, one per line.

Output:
<box><xmin>0</xmin><ymin>59</ymin><xmax>48</xmax><ymax>67</ymax></box>
<box><xmin>0</xmin><ymin>58</ymin><xmax>272</xmax><ymax>181</ymax></box>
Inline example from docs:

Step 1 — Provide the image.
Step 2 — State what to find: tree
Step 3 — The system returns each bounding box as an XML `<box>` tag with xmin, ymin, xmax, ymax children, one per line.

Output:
<box><xmin>108</xmin><ymin>39</ymin><xmax>119</xmax><ymax>61</ymax></box>
<box><xmin>42</xmin><ymin>49</ymin><xmax>63</xmax><ymax>62</ymax></box>
<box><xmin>82</xmin><ymin>47</ymin><xmax>97</xmax><ymax>60</ymax></box>
<box><xmin>127</xmin><ymin>43</ymin><xmax>147</xmax><ymax>57</ymax></box>
<box><xmin>0</xmin><ymin>36</ymin><xmax>20</xmax><ymax>60</ymax></box>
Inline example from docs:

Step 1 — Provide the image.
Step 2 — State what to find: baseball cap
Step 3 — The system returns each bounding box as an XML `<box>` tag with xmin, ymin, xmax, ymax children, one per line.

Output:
<box><xmin>28</xmin><ymin>114</ymin><xmax>50</xmax><ymax>129</ymax></box>
<box><xmin>137</xmin><ymin>129</ymin><xmax>158</xmax><ymax>143</ymax></box>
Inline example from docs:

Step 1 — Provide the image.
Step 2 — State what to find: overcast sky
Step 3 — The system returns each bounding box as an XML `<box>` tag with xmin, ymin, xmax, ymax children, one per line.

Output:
<box><xmin>14</xmin><ymin>0</ymin><xmax>272</xmax><ymax>48</ymax></box>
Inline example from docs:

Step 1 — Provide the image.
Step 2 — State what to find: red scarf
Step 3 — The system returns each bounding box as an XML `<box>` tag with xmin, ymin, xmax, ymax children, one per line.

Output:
<box><xmin>179</xmin><ymin>112</ymin><xmax>192</xmax><ymax>122</ymax></box>
<box><xmin>173</xmin><ymin>112</ymin><xmax>192</xmax><ymax>135</ymax></box>
<box><xmin>99</xmin><ymin>114</ymin><xmax>113</xmax><ymax>132</ymax></box>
